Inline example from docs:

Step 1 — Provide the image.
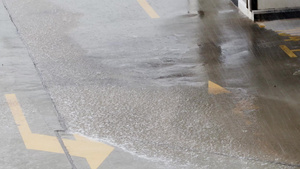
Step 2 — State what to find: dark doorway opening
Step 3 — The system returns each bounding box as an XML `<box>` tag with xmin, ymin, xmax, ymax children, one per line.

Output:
<box><xmin>250</xmin><ymin>0</ymin><xmax>258</xmax><ymax>11</ymax></box>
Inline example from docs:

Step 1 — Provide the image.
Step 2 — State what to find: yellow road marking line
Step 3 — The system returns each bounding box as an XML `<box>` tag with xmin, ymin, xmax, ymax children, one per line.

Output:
<box><xmin>276</xmin><ymin>27</ymin><xmax>300</xmax><ymax>32</ymax></box>
<box><xmin>276</xmin><ymin>28</ymin><xmax>300</xmax><ymax>37</ymax></box>
<box><xmin>278</xmin><ymin>33</ymin><xmax>290</xmax><ymax>36</ymax></box>
<box><xmin>5</xmin><ymin>94</ymin><xmax>114</xmax><ymax>169</ymax></box>
<box><xmin>137</xmin><ymin>0</ymin><xmax>160</xmax><ymax>18</ymax></box>
<box><xmin>257</xmin><ymin>23</ymin><xmax>265</xmax><ymax>28</ymax></box>
<box><xmin>285</xmin><ymin>36</ymin><xmax>300</xmax><ymax>42</ymax></box>
<box><xmin>278</xmin><ymin>33</ymin><xmax>300</xmax><ymax>41</ymax></box>
<box><xmin>280</xmin><ymin>45</ymin><xmax>298</xmax><ymax>58</ymax></box>
<box><xmin>5</xmin><ymin>94</ymin><xmax>65</xmax><ymax>153</ymax></box>
<box><xmin>208</xmin><ymin>81</ymin><xmax>231</xmax><ymax>95</ymax></box>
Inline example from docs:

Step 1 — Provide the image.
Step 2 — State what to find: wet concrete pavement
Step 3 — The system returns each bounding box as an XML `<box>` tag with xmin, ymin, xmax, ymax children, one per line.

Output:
<box><xmin>0</xmin><ymin>2</ymin><xmax>71</xmax><ymax>168</ymax></box>
<box><xmin>1</xmin><ymin>0</ymin><xmax>300</xmax><ymax>168</ymax></box>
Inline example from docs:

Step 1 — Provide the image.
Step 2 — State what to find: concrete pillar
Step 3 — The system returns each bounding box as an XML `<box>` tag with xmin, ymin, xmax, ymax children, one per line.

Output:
<box><xmin>188</xmin><ymin>0</ymin><xmax>199</xmax><ymax>14</ymax></box>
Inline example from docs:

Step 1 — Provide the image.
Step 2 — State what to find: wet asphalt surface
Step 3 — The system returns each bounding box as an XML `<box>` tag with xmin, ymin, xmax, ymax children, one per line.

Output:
<box><xmin>2</xmin><ymin>0</ymin><xmax>300</xmax><ymax>168</ymax></box>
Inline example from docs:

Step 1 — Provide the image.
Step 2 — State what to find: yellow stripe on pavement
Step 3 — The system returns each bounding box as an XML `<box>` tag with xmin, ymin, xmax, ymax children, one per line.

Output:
<box><xmin>5</xmin><ymin>94</ymin><xmax>64</xmax><ymax>153</ymax></box>
<box><xmin>256</xmin><ymin>22</ymin><xmax>265</xmax><ymax>28</ymax></box>
<box><xmin>5</xmin><ymin>94</ymin><xmax>114</xmax><ymax>169</ymax></box>
<box><xmin>277</xmin><ymin>27</ymin><xmax>300</xmax><ymax>36</ymax></box>
<box><xmin>284</xmin><ymin>36</ymin><xmax>300</xmax><ymax>42</ymax></box>
<box><xmin>280</xmin><ymin>45</ymin><xmax>298</xmax><ymax>58</ymax></box>
<box><xmin>277</xmin><ymin>27</ymin><xmax>300</xmax><ymax>33</ymax></box>
<box><xmin>137</xmin><ymin>0</ymin><xmax>160</xmax><ymax>18</ymax></box>
<box><xmin>277</xmin><ymin>27</ymin><xmax>300</xmax><ymax>32</ymax></box>
<box><xmin>208</xmin><ymin>81</ymin><xmax>231</xmax><ymax>95</ymax></box>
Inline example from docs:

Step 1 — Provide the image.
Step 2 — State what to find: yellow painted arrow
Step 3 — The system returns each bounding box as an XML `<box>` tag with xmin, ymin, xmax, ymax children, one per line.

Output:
<box><xmin>5</xmin><ymin>94</ymin><xmax>114</xmax><ymax>169</ymax></box>
<box><xmin>208</xmin><ymin>81</ymin><xmax>231</xmax><ymax>95</ymax></box>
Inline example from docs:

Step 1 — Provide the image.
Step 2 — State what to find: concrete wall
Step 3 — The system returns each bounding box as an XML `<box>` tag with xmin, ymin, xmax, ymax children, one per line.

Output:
<box><xmin>258</xmin><ymin>0</ymin><xmax>300</xmax><ymax>10</ymax></box>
